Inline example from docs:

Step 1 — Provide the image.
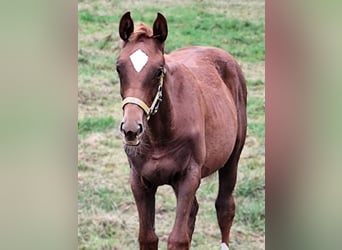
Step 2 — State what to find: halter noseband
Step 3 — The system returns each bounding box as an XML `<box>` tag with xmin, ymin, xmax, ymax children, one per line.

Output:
<box><xmin>121</xmin><ymin>67</ymin><xmax>166</xmax><ymax>121</ymax></box>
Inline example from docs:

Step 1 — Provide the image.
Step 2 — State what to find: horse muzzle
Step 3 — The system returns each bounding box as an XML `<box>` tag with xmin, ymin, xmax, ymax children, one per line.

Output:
<box><xmin>120</xmin><ymin>104</ymin><xmax>145</xmax><ymax>146</ymax></box>
<box><xmin>120</xmin><ymin>120</ymin><xmax>144</xmax><ymax>146</ymax></box>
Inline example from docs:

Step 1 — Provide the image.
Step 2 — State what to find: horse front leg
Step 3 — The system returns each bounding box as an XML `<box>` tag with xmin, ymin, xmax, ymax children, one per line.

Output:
<box><xmin>130</xmin><ymin>171</ymin><xmax>158</xmax><ymax>250</ymax></box>
<box><xmin>168</xmin><ymin>167</ymin><xmax>200</xmax><ymax>250</ymax></box>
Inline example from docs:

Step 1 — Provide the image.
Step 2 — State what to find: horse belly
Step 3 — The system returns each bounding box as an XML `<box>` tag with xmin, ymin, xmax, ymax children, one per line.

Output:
<box><xmin>202</xmin><ymin>97</ymin><xmax>238</xmax><ymax>177</ymax></box>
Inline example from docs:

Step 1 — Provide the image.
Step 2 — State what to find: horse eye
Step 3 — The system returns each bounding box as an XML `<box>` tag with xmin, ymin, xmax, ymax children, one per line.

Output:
<box><xmin>155</xmin><ymin>68</ymin><xmax>163</xmax><ymax>78</ymax></box>
<box><xmin>116</xmin><ymin>66</ymin><xmax>121</xmax><ymax>75</ymax></box>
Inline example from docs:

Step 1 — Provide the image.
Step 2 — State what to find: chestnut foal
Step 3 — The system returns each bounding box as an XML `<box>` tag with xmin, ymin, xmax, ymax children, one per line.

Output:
<box><xmin>117</xmin><ymin>12</ymin><xmax>247</xmax><ymax>250</ymax></box>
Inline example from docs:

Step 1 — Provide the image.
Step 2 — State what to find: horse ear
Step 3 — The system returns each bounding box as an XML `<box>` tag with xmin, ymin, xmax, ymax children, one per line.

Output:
<box><xmin>153</xmin><ymin>12</ymin><xmax>168</xmax><ymax>43</ymax></box>
<box><xmin>119</xmin><ymin>11</ymin><xmax>134</xmax><ymax>41</ymax></box>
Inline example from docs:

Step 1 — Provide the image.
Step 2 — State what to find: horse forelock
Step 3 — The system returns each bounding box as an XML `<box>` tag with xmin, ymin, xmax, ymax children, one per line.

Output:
<box><xmin>129</xmin><ymin>23</ymin><xmax>153</xmax><ymax>42</ymax></box>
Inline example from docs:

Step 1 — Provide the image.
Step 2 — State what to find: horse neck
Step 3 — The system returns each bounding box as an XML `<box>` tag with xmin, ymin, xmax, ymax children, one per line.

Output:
<box><xmin>146</xmin><ymin>75</ymin><xmax>174</xmax><ymax>145</ymax></box>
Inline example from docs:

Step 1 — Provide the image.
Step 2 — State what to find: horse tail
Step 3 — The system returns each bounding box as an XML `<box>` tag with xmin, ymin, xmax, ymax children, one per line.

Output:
<box><xmin>234</xmin><ymin>63</ymin><xmax>247</xmax><ymax>153</ymax></box>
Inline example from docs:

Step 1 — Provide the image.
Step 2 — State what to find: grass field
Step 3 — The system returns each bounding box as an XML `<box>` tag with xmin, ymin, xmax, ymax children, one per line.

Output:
<box><xmin>78</xmin><ymin>0</ymin><xmax>264</xmax><ymax>249</ymax></box>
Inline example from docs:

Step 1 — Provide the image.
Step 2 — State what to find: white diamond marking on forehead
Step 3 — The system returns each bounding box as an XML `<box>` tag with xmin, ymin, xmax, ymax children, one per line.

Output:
<box><xmin>129</xmin><ymin>49</ymin><xmax>148</xmax><ymax>73</ymax></box>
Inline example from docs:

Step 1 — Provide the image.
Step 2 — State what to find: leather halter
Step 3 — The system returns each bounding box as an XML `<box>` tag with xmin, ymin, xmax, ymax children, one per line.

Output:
<box><xmin>122</xmin><ymin>67</ymin><xmax>166</xmax><ymax>121</ymax></box>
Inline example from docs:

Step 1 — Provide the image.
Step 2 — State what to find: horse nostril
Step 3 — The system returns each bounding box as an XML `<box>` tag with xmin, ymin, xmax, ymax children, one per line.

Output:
<box><xmin>120</xmin><ymin>122</ymin><xmax>124</xmax><ymax>133</ymax></box>
<box><xmin>138</xmin><ymin>123</ymin><xmax>143</xmax><ymax>135</ymax></box>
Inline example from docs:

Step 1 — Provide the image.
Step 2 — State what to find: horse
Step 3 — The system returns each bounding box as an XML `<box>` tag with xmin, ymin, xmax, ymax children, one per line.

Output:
<box><xmin>116</xmin><ymin>12</ymin><xmax>247</xmax><ymax>250</ymax></box>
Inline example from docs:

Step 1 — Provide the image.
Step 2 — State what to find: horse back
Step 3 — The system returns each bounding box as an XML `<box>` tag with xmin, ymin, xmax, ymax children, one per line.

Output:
<box><xmin>166</xmin><ymin>46</ymin><xmax>247</xmax><ymax>112</ymax></box>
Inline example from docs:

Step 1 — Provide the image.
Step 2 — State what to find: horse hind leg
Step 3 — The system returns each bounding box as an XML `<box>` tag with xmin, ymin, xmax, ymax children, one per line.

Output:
<box><xmin>215</xmin><ymin>166</ymin><xmax>235</xmax><ymax>249</ymax></box>
<box><xmin>215</xmin><ymin>145</ymin><xmax>243</xmax><ymax>249</ymax></box>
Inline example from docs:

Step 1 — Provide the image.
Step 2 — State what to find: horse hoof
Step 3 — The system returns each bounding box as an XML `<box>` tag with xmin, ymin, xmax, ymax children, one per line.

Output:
<box><xmin>221</xmin><ymin>242</ymin><xmax>229</xmax><ymax>250</ymax></box>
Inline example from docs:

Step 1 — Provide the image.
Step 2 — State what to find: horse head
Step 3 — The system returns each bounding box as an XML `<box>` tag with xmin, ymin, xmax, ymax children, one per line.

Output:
<box><xmin>117</xmin><ymin>12</ymin><xmax>168</xmax><ymax>146</ymax></box>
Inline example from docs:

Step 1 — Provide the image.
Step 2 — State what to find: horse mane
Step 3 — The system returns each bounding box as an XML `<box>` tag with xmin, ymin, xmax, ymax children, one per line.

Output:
<box><xmin>129</xmin><ymin>23</ymin><xmax>153</xmax><ymax>42</ymax></box>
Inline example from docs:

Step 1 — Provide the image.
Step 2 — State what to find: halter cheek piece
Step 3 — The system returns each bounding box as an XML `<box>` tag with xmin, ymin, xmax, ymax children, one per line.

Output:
<box><xmin>121</xmin><ymin>67</ymin><xmax>166</xmax><ymax>121</ymax></box>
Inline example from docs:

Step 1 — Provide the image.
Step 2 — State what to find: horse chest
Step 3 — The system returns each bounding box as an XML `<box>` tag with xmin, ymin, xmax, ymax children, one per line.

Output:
<box><xmin>142</xmin><ymin>157</ymin><xmax>174</xmax><ymax>182</ymax></box>
<box><xmin>135</xmin><ymin>148</ymin><xmax>192</xmax><ymax>185</ymax></box>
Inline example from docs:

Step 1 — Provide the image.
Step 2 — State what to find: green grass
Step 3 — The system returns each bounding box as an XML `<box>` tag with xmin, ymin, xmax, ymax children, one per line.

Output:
<box><xmin>78</xmin><ymin>5</ymin><xmax>264</xmax><ymax>62</ymax></box>
<box><xmin>78</xmin><ymin>117</ymin><xmax>117</xmax><ymax>136</ymax></box>
<box><xmin>79</xmin><ymin>10</ymin><xmax>117</xmax><ymax>24</ymax></box>
<box><xmin>165</xmin><ymin>8</ymin><xmax>264</xmax><ymax>62</ymax></box>
<box><xmin>78</xmin><ymin>0</ymin><xmax>265</xmax><ymax>249</ymax></box>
